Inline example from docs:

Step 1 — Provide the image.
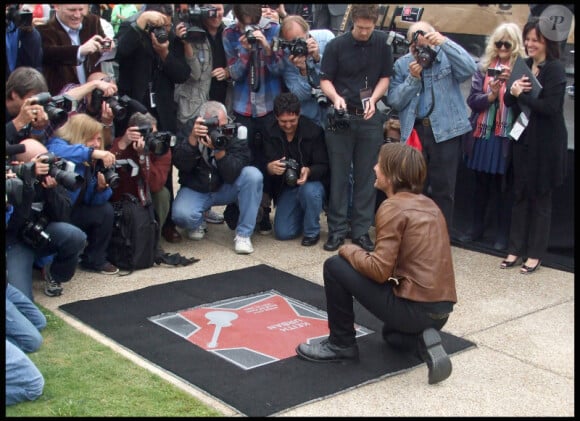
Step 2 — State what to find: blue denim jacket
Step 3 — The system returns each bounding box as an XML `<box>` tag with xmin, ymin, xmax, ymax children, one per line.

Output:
<box><xmin>387</xmin><ymin>38</ymin><xmax>477</xmax><ymax>143</ymax></box>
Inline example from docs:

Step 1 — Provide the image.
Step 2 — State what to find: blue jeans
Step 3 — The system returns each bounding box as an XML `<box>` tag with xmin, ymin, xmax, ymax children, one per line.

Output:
<box><xmin>5</xmin><ymin>340</ymin><xmax>45</xmax><ymax>406</ymax></box>
<box><xmin>5</xmin><ymin>283</ymin><xmax>46</xmax><ymax>353</ymax></box>
<box><xmin>273</xmin><ymin>181</ymin><xmax>325</xmax><ymax>240</ymax></box>
<box><xmin>172</xmin><ymin>166</ymin><xmax>263</xmax><ymax>238</ymax></box>
<box><xmin>6</xmin><ymin>221</ymin><xmax>87</xmax><ymax>300</ymax></box>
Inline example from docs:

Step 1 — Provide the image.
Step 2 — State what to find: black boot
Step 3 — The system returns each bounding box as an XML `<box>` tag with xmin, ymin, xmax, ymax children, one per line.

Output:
<box><xmin>258</xmin><ymin>206</ymin><xmax>272</xmax><ymax>235</ymax></box>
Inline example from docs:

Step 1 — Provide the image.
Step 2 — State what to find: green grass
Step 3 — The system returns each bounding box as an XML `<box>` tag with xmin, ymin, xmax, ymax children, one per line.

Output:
<box><xmin>6</xmin><ymin>305</ymin><xmax>224</xmax><ymax>417</ymax></box>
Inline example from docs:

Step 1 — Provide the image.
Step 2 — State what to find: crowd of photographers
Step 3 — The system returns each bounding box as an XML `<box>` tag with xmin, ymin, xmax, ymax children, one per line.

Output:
<box><xmin>5</xmin><ymin>4</ymin><xmax>468</xmax><ymax>303</ymax></box>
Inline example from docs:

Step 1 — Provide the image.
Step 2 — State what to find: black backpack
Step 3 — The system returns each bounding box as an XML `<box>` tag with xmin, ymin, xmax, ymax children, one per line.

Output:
<box><xmin>107</xmin><ymin>193</ymin><xmax>159</xmax><ymax>273</ymax></box>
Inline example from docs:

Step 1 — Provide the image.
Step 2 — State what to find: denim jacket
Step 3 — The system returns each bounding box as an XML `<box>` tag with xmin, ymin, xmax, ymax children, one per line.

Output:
<box><xmin>387</xmin><ymin>38</ymin><xmax>477</xmax><ymax>143</ymax></box>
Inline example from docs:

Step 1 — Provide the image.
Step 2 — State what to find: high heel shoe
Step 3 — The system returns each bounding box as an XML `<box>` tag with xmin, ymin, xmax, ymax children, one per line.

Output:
<box><xmin>500</xmin><ymin>256</ymin><xmax>521</xmax><ymax>269</ymax></box>
<box><xmin>520</xmin><ymin>260</ymin><xmax>541</xmax><ymax>275</ymax></box>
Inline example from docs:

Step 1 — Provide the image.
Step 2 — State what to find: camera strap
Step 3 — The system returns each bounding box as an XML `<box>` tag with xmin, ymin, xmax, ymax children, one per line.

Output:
<box><xmin>73</xmin><ymin>164</ymin><xmax>90</xmax><ymax>208</ymax></box>
<box><xmin>249</xmin><ymin>48</ymin><xmax>261</xmax><ymax>92</ymax></box>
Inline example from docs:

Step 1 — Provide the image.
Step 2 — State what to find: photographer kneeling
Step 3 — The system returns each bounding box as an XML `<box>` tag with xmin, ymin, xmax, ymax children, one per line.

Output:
<box><xmin>263</xmin><ymin>93</ymin><xmax>329</xmax><ymax>246</ymax></box>
<box><xmin>172</xmin><ymin>100</ymin><xmax>263</xmax><ymax>255</ymax></box>
<box><xmin>110</xmin><ymin>111</ymin><xmax>171</xmax><ymax>229</ymax></box>
<box><xmin>6</xmin><ymin>139</ymin><xmax>87</xmax><ymax>299</ymax></box>
<box><xmin>45</xmin><ymin>113</ymin><xmax>119</xmax><ymax>275</ymax></box>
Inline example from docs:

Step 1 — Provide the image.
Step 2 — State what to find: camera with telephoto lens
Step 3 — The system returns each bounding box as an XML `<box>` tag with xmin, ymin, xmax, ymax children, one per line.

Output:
<box><xmin>38</xmin><ymin>152</ymin><xmax>84</xmax><ymax>191</ymax></box>
<box><xmin>201</xmin><ymin>117</ymin><xmax>240</xmax><ymax>150</ymax></box>
<box><xmin>145</xmin><ymin>23</ymin><xmax>169</xmax><ymax>43</ymax></box>
<box><xmin>279</xmin><ymin>158</ymin><xmax>300</xmax><ymax>187</ymax></box>
<box><xmin>137</xmin><ymin>125</ymin><xmax>176</xmax><ymax>156</ymax></box>
<box><xmin>411</xmin><ymin>30</ymin><xmax>437</xmax><ymax>69</ymax></box>
<box><xmin>271</xmin><ymin>37</ymin><xmax>309</xmax><ymax>57</ymax></box>
<box><xmin>20</xmin><ymin>205</ymin><xmax>51</xmax><ymax>249</ymax></box>
<box><xmin>91</xmin><ymin>89</ymin><xmax>130</xmax><ymax>121</ymax></box>
<box><xmin>6</xmin><ymin>5</ymin><xmax>33</xmax><ymax>28</ymax></box>
<box><xmin>30</xmin><ymin>93</ymin><xmax>73</xmax><ymax>127</ymax></box>
<box><xmin>176</xmin><ymin>4</ymin><xmax>218</xmax><ymax>43</ymax></box>
<box><xmin>95</xmin><ymin>159</ymin><xmax>120</xmax><ymax>189</ymax></box>
<box><xmin>327</xmin><ymin>105</ymin><xmax>351</xmax><ymax>131</ymax></box>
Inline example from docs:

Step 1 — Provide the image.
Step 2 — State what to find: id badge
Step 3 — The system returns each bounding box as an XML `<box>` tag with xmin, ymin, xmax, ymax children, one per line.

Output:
<box><xmin>360</xmin><ymin>87</ymin><xmax>372</xmax><ymax>110</ymax></box>
<box><xmin>149</xmin><ymin>91</ymin><xmax>157</xmax><ymax>108</ymax></box>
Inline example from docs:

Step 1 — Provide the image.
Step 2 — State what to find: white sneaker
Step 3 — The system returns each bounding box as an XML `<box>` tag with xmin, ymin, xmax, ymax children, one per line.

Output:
<box><xmin>204</xmin><ymin>209</ymin><xmax>224</xmax><ymax>224</ymax></box>
<box><xmin>234</xmin><ymin>235</ymin><xmax>254</xmax><ymax>254</ymax></box>
<box><xmin>187</xmin><ymin>222</ymin><xmax>207</xmax><ymax>241</ymax></box>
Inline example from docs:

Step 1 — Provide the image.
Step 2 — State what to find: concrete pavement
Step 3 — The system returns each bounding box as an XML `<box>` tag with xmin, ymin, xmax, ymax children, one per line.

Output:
<box><xmin>33</xmin><ymin>204</ymin><xmax>574</xmax><ymax>417</ymax></box>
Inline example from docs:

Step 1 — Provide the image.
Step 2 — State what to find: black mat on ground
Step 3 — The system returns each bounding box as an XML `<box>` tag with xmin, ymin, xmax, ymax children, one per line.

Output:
<box><xmin>59</xmin><ymin>265</ymin><xmax>476</xmax><ymax>417</ymax></box>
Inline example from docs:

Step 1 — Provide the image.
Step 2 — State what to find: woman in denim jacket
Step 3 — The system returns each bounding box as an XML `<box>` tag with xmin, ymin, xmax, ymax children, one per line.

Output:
<box><xmin>387</xmin><ymin>21</ymin><xmax>477</xmax><ymax>231</ymax></box>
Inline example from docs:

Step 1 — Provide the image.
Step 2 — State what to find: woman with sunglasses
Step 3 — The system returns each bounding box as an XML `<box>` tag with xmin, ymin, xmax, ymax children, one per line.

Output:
<box><xmin>461</xmin><ymin>23</ymin><xmax>524</xmax><ymax>252</ymax></box>
<box><xmin>501</xmin><ymin>19</ymin><xmax>568</xmax><ymax>274</ymax></box>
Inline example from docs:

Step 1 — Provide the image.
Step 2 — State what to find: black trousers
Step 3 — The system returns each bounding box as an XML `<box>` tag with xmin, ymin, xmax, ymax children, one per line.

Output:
<box><xmin>414</xmin><ymin>122</ymin><xmax>462</xmax><ymax>231</ymax></box>
<box><xmin>323</xmin><ymin>255</ymin><xmax>448</xmax><ymax>347</ymax></box>
<box><xmin>71</xmin><ymin>202</ymin><xmax>114</xmax><ymax>269</ymax></box>
<box><xmin>509</xmin><ymin>144</ymin><xmax>553</xmax><ymax>259</ymax></box>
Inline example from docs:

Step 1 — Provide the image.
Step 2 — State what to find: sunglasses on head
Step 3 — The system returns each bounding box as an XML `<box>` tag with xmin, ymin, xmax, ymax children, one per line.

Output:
<box><xmin>494</xmin><ymin>41</ymin><xmax>512</xmax><ymax>49</ymax></box>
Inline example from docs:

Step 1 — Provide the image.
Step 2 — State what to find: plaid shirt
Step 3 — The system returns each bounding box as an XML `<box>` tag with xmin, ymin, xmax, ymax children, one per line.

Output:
<box><xmin>223</xmin><ymin>19</ymin><xmax>284</xmax><ymax>118</ymax></box>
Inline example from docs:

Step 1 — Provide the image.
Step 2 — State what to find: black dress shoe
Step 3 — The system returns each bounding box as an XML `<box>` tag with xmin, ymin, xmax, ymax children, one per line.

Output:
<box><xmin>418</xmin><ymin>328</ymin><xmax>452</xmax><ymax>385</ymax></box>
<box><xmin>352</xmin><ymin>233</ymin><xmax>374</xmax><ymax>252</ymax></box>
<box><xmin>301</xmin><ymin>234</ymin><xmax>320</xmax><ymax>247</ymax></box>
<box><xmin>323</xmin><ymin>234</ymin><xmax>345</xmax><ymax>251</ymax></box>
<box><xmin>296</xmin><ymin>338</ymin><xmax>359</xmax><ymax>363</ymax></box>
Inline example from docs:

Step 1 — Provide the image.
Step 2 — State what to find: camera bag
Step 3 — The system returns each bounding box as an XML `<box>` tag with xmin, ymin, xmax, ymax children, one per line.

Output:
<box><xmin>107</xmin><ymin>193</ymin><xmax>159</xmax><ymax>273</ymax></box>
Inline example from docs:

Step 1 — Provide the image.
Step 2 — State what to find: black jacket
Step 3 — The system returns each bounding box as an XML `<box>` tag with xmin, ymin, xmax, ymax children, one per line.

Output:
<box><xmin>172</xmin><ymin>118</ymin><xmax>252</xmax><ymax>193</ymax></box>
<box><xmin>115</xmin><ymin>13</ymin><xmax>190</xmax><ymax>133</ymax></box>
<box><xmin>262</xmin><ymin>116</ymin><xmax>329</xmax><ymax>205</ymax></box>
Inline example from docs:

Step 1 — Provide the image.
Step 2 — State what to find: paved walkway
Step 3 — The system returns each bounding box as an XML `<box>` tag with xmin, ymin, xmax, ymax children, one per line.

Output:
<box><xmin>34</xmin><ymin>205</ymin><xmax>574</xmax><ymax>416</ymax></box>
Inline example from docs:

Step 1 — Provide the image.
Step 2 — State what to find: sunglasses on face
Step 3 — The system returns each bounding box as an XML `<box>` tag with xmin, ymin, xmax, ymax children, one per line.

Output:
<box><xmin>494</xmin><ymin>41</ymin><xmax>512</xmax><ymax>49</ymax></box>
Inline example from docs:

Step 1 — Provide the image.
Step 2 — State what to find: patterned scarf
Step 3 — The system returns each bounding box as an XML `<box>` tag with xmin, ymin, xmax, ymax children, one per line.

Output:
<box><xmin>473</xmin><ymin>59</ymin><xmax>513</xmax><ymax>139</ymax></box>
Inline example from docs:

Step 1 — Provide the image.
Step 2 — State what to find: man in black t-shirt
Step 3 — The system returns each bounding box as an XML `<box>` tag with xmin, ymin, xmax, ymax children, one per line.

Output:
<box><xmin>319</xmin><ymin>4</ymin><xmax>393</xmax><ymax>252</ymax></box>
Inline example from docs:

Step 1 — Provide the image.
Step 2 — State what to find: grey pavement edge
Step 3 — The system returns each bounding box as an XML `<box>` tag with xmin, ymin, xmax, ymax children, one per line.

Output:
<box><xmin>33</xmin><ymin>200</ymin><xmax>574</xmax><ymax>416</ymax></box>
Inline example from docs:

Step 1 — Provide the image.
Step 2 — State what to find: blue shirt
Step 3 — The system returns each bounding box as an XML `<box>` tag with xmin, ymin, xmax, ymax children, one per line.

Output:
<box><xmin>281</xmin><ymin>29</ymin><xmax>335</xmax><ymax>127</ymax></box>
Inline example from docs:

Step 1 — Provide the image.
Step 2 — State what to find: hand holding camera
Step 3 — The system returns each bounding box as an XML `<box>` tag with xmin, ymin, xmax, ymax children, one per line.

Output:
<box><xmin>14</xmin><ymin>98</ymin><xmax>48</xmax><ymax>131</ymax></box>
<box><xmin>79</xmin><ymin>35</ymin><xmax>109</xmax><ymax>57</ymax></box>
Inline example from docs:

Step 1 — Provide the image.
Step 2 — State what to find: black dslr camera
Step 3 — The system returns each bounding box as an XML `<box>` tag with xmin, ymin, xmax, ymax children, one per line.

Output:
<box><xmin>95</xmin><ymin>160</ymin><xmax>120</xmax><ymax>189</ymax></box>
<box><xmin>202</xmin><ymin>117</ymin><xmax>240</xmax><ymax>150</ymax></box>
<box><xmin>137</xmin><ymin>126</ymin><xmax>176</xmax><ymax>156</ymax></box>
<box><xmin>176</xmin><ymin>5</ymin><xmax>218</xmax><ymax>43</ymax></box>
<box><xmin>411</xmin><ymin>30</ymin><xmax>437</xmax><ymax>69</ymax></box>
<box><xmin>6</xmin><ymin>161</ymin><xmax>36</xmax><ymax>206</ymax></box>
<box><xmin>244</xmin><ymin>25</ymin><xmax>260</xmax><ymax>45</ymax></box>
<box><xmin>30</xmin><ymin>93</ymin><xmax>73</xmax><ymax>127</ymax></box>
<box><xmin>38</xmin><ymin>152</ymin><xmax>84</xmax><ymax>191</ymax></box>
<box><xmin>6</xmin><ymin>5</ymin><xmax>33</xmax><ymax>29</ymax></box>
<box><xmin>21</xmin><ymin>204</ymin><xmax>51</xmax><ymax>249</ymax></box>
<box><xmin>91</xmin><ymin>89</ymin><xmax>132</xmax><ymax>121</ymax></box>
<box><xmin>327</xmin><ymin>106</ymin><xmax>351</xmax><ymax>131</ymax></box>
<box><xmin>279</xmin><ymin>158</ymin><xmax>300</xmax><ymax>187</ymax></box>
<box><xmin>271</xmin><ymin>37</ymin><xmax>309</xmax><ymax>57</ymax></box>
<box><xmin>145</xmin><ymin>23</ymin><xmax>169</xmax><ymax>43</ymax></box>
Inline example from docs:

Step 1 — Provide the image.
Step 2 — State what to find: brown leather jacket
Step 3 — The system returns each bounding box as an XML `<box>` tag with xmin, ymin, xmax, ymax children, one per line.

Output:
<box><xmin>339</xmin><ymin>192</ymin><xmax>457</xmax><ymax>304</ymax></box>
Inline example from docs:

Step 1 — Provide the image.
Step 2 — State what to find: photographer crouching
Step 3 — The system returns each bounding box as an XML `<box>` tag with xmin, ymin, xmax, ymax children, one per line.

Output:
<box><xmin>6</xmin><ymin>139</ymin><xmax>87</xmax><ymax>299</ymax></box>
<box><xmin>172</xmin><ymin>101</ymin><xmax>263</xmax><ymax>255</ymax></box>
<box><xmin>263</xmin><ymin>93</ymin><xmax>330</xmax><ymax>246</ymax></box>
<box><xmin>45</xmin><ymin>113</ymin><xmax>120</xmax><ymax>275</ymax></box>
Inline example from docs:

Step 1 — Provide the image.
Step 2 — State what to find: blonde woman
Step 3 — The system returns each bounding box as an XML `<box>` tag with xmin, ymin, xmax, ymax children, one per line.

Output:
<box><xmin>461</xmin><ymin>22</ymin><xmax>525</xmax><ymax>251</ymax></box>
<box><xmin>46</xmin><ymin>113</ymin><xmax>119</xmax><ymax>275</ymax></box>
